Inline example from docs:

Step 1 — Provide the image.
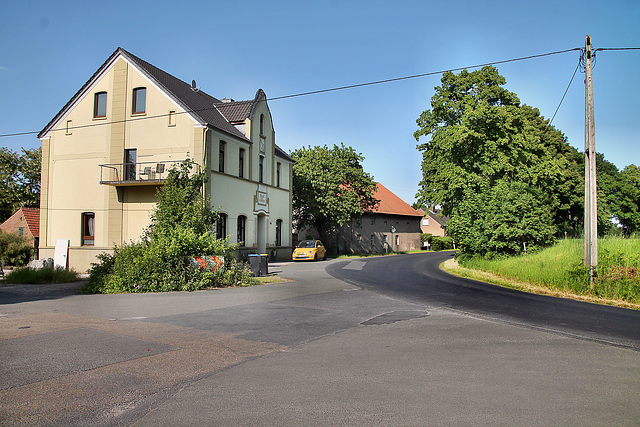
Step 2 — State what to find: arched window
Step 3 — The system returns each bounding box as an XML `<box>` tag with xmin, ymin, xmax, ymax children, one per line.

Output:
<box><xmin>237</xmin><ymin>215</ymin><xmax>246</xmax><ymax>246</ymax></box>
<box><xmin>216</xmin><ymin>213</ymin><xmax>227</xmax><ymax>239</ymax></box>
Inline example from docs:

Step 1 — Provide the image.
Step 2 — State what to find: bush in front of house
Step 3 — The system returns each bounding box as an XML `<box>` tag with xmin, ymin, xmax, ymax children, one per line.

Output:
<box><xmin>5</xmin><ymin>266</ymin><xmax>80</xmax><ymax>284</ymax></box>
<box><xmin>431</xmin><ymin>236</ymin><xmax>454</xmax><ymax>251</ymax></box>
<box><xmin>81</xmin><ymin>158</ymin><xmax>257</xmax><ymax>294</ymax></box>
<box><xmin>0</xmin><ymin>230</ymin><xmax>33</xmax><ymax>267</ymax></box>
<box><xmin>81</xmin><ymin>229</ymin><xmax>256</xmax><ymax>294</ymax></box>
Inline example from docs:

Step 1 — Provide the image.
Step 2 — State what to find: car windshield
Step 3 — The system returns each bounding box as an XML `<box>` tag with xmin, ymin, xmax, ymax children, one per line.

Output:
<box><xmin>297</xmin><ymin>240</ymin><xmax>316</xmax><ymax>248</ymax></box>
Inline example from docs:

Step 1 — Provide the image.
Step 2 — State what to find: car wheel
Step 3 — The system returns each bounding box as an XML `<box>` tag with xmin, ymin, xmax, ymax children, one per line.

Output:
<box><xmin>314</xmin><ymin>253</ymin><xmax>318</xmax><ymax>261</ymax></box>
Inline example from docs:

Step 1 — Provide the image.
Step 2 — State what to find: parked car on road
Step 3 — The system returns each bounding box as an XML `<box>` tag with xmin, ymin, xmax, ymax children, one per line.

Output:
<box><xmin>292</xmin><ymin>240</ymin><xmax>327</xmax><ymax>261</ymax></box>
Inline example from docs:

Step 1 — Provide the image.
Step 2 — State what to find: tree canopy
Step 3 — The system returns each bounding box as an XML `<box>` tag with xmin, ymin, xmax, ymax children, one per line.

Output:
<box><xmin>291</xmin><ymin>144</ymin><xmax>379</xmax><ymax>246</ymax></box>
<box><xmin>611</xmin><ymin>164</ymin><xmax>640</xmax><ymax>234</ymax></box>
<box><xmin>144</xmin><ymin>158</ymin><xmax>217</xmax><ymax>239</ymax></box>
<box><xmin>0</xmin><ymin>147</ymin><xmax>41</xmax><ymax>222</ymax></box>
<box><xmin>414</xmin><ymin>66</ymin><xmax>583</xmax><ymax>257</ymax></box>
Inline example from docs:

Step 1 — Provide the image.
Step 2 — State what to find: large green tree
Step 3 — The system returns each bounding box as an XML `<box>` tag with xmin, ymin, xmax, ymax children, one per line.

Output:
<box><xmin>414</xmin><ymin>66</ymin><xmax>583</xmax><ymax>256</ymax></box>
<box><xmin>611</xmin><ymin>164</ymin><xmax>640</xmax><ymax>234</ymax></box>
<box><xmin>291</xmin><ymin>144</ymin><xmax>379</xmax><ymax>248</ymax></box>
<box><xmin>0</xmin><ymin>147</ymin><xmax>41</xmax><ymax>222</ymax></box>
<box><xmin>594</xmin><ymin>152</ymin><xmax>621</xmax><ymax>236</ymax></box>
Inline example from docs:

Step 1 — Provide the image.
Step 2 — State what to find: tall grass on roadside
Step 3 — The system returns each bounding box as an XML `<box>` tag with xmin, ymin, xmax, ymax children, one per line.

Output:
<box><xmin>4</xmin><ymin>266</ymin><xmax>81</xmax><ymax>284</ymax></box>
<box><xmin>459</xmin><ymin>238</ymin><xmax>640</xmax><ymax>305</ymax></box>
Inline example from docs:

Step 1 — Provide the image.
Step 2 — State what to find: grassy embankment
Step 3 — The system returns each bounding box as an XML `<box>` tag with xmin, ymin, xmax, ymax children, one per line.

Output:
<box><xmin>443</xmin><ymin>237</ymin><xmax>640</xmax><ymax>309</ymax></box>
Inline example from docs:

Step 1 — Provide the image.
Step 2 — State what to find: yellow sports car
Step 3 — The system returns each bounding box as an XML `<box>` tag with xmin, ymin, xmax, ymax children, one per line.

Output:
<box><xmin>292</xmin><ymin>240</ymin><xmax>327</xmax><ymax>261</ymax></box>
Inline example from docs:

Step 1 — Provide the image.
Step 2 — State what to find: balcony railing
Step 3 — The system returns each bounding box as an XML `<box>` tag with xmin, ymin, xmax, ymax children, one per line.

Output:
<box><xmin>99</xmin><ymin>160</ymin><xmax>182</xmax><ymax>186</ymax></box>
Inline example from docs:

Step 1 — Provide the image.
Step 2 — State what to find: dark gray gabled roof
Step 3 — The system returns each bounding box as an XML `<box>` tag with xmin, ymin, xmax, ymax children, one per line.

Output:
<box><xmin>429</xmin><ymin>209</ymin><xmax>449</xmax><ymax>227</ymax></box>
<box><xmin>274</xmin><ymin>145</ymin><xmax>294</xmax><ymax>162</ymax></box>
<box><xmin>214</xmin><ymin>99</ymin><xmax>254</xmax><ymax>123</ymax></box>
<box><xmin>40</xmin><ymin>47</ymin><xmax>246</xmax><ymax>141</ymax></box>
<box><xmin>39</xmin><ymin>47</ymin><xmax>294</xmax><ymax>162</ymax></box>
<box><xmin>215</xmin><ymin>89</ymin><xmax>294</xmax><ymax>162</ymax></box>
<box><xmin>114</xmin><ymin>48</ymin><xmax>250</xmax><ymax>141</ymax></box>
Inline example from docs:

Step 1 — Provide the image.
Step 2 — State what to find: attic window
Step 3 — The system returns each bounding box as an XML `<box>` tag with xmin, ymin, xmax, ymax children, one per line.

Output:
<box><xmin>133</xmin><ymin>87</ymin><xmax>146</xmax><ymax>114</ymax></box>
<box><xmin>94</xmin><ymin>92</ymin><xmax>107</xmax><ymax>118</ymax></box>
<box><xmin>260</xmin><ymin>114</ymin><xmax>265</xmax><ymax>135</ymax></box>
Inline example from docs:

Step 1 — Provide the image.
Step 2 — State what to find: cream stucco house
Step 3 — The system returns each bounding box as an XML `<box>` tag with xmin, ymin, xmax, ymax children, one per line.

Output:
<box><xmin>38</xmin><ymin>47</ymin><xmax>293</xmax><ymax>272</ymax></box>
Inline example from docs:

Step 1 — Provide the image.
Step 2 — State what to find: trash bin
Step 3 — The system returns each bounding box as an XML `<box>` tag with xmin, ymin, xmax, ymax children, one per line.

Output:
<box><xmin>248</xmin><ymin>254</ymin><xmax>269</xmax><ymax>277</ymax></box>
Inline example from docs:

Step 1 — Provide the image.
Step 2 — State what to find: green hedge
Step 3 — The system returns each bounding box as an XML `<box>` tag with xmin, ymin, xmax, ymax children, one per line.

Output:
<box><xmin>431</xmin><ymin>236</ymin><xmax>454</xmax><ymax>251</ymax></box>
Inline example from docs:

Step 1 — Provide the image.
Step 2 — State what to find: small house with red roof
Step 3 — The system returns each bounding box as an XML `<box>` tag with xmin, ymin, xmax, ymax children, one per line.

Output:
<box><xmin>0</xmin><ymin>207</ymin><xmax>40</xmax><ymax>255</ymax></box>
<box><xmin>296</xmin><ymin>183</ymin><xmax>423</xmax><ymax>254</ymax></box>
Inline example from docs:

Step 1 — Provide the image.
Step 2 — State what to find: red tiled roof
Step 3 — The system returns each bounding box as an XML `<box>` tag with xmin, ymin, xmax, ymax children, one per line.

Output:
<box><xmin>368</xmin><ymin>184</ymin><xmax>422</xmax><ymax>217</ymax></box>
<box><xmin>21</xmin><ymin>207</ymin><xmax>40</xmax><ymax>238</ymax></box>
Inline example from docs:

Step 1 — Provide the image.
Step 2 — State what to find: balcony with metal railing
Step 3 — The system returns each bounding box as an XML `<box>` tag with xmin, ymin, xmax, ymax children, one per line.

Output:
<box><xmin>99</xmin><ymin>160</ymin><xmax>181</xmax><ymax>186</ymax></box>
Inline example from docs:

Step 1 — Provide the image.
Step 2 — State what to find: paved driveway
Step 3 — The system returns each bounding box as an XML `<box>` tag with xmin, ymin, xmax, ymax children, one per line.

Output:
<box><xmin>1</xmin><ymin>256</ymin><xmax>638</xmax><ymax>426</ymax></box>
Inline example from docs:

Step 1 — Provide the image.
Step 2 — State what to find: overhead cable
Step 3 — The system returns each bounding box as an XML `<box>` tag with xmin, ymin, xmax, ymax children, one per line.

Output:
<box><xmin>5</xmin><ymin>46</ymin><xmax>638</xmax><ymax>139</ymax></box>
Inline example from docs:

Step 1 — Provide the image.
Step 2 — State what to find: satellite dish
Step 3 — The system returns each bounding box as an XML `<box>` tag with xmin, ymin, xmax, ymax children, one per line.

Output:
<box><xmin>191</xmin><ymin>79</ymin><xmax>200</xmax><ymax>92</ymax></box>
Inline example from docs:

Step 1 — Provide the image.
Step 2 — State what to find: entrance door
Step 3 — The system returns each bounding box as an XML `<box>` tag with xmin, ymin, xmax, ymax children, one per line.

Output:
<box><xmin>125</xmin><ymin>149</ymin><xmax>137</xmax><ymax>181</ymax></box>
<box><xmin>256</xmin><ymin>214</ymin><xmax>267</xmax><ymax>254</ymax></box>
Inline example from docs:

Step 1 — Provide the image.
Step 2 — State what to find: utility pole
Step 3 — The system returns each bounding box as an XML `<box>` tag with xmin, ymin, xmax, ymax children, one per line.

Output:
<box><xmin>584</xmin><ymin>35</ymin><xmax>598</xmax><ymax>286</ymax></box>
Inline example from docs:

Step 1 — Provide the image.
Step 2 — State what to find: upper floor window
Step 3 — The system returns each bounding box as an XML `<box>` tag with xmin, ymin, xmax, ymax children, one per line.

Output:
<box><xmin>260</xmin><ymin>114</ymin><xmax>265</xmax><ymax>135</ymax></box>
<box><xmin>259</xmin><ymin>156</ymin><xmax>264</xmax><ymax>183</ymax></box>
<box><xmin>82</xmin><ymin>212</ymin><xmax>95</xmax><ymax>246</ymax></box>
<box><xmin>219</xmin><ymin>141</ymin><xmax>226</xmax><ymax>173</ymax></box>
<box><xmin>94</xmin><ymin>92</ymin><xmax>107</xmax><ymax>118</ymax></box>
<box><xmin>239</xmin><ymin>148</ymin><xmax>245</xmax><ymax>178</ymax></box>
<box><xmin>276</xmin><ymin>162</ymin><xmax>281</xmax><ymax>188</ymax></box>
<box><xmin>133</xmin><ymin>87</ymin><xmax>146</xmax><ymax>114</ymax></box>
<box><xmin>168</xmin><ymin>110</ymin><xmax>176</xmax><ymax>126</ymax></box>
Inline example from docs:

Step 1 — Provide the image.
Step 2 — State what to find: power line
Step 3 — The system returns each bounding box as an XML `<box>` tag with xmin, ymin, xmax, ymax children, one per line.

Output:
<box><xmin>267</xmin><ymin>48</ymin><xmax>581</xmax><ymax>101</ymax></box>
<box><xmin>4</xmin><ymin>46</ymin><xmax>637</xmax><ymax>139</ymax></box>
<box><xmin>549</xmin><ymin>59</ymin><xmax>581</xmax><ymax>127</ymax></box>
<box><xmin>595</xmin><ymin>47</ymin><xmax>640</xmax><ymax>51</ymax></box>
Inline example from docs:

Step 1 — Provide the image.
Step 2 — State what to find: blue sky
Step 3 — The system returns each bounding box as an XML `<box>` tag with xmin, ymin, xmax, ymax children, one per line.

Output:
<box><xmin>1</xmin><ymin>0</ymin><xmax>638</xmax><ymax>205</ymax></box>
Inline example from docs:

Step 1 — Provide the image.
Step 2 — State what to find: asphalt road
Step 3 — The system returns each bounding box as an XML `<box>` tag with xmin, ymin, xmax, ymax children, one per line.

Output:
<box><xmin>1</xmin><ymin>252</ymin><xmax>639</xmax><ymax>426</ymax></box>
<box><xmin>327</xmin><ymin>251</ymin><xmax>640</xmax><ymax>350</ymax></box>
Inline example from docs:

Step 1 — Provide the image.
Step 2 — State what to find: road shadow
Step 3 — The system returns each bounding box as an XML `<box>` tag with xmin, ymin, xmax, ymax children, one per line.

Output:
<box><xmin>0</xmin><ymin>281</ymin><xmax>86</xmax><ymax>305</ymax></box>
